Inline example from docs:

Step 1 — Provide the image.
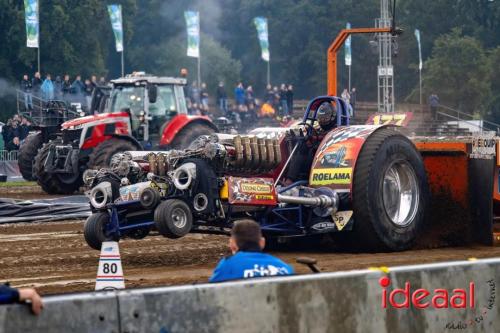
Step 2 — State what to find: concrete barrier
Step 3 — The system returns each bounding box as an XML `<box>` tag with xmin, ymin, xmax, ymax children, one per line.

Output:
<box><xmin>0</xmin><ymin>292</ymin><xmax>119</xmax><ymax>333</ymax></box>
<box><xmin>1</xmin><ymin>258</ymin><xmax>499</xmax><ymax>333</ymax></box>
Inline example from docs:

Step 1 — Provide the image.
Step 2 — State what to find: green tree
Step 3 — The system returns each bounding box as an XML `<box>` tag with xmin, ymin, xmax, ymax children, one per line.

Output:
<box><xmin>128</xmin><ymin>33</ymin><xmax>241</xmax><ymax>96</ymax></box>
<box><xmin>485</xmin><ymin>47</ymin><xmax>500</xmax><ymax>123</ymax></box>
<box><xmin>421</xmin><ymin>29</ymin><xmax>490</xmax><ymax>114</ymax></box>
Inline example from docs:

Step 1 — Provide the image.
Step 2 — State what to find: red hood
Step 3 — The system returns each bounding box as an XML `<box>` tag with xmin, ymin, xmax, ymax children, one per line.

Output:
<box><xmin>62</xmin><ymin>112</ymin><xmax>129</xmax><ymax>129</ymax></box>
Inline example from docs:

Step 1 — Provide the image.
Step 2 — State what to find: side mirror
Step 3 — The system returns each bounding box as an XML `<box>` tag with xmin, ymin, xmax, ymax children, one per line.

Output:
<box><xmin>148</xmin><ymin>84</ymin><xmax>157</xmax><ymax>104</ymax></box>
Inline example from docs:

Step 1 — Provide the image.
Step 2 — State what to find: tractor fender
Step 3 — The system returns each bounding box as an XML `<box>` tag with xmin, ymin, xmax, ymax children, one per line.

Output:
<box><xmin>160</xmin><ymin>114</ymin><xmax>218</xmax><ymax>146</ymax></box>
<box><xmin>309</xmin><ymin>125</ymin><xmax>392</xmax><ymax>192</ymax></box>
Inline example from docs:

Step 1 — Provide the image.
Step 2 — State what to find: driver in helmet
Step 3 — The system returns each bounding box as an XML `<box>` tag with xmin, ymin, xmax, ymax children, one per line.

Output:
<box><xmin>316</xmin><ymin>101</ymin><xmax>338</xmax><ymax>131</ymax></box>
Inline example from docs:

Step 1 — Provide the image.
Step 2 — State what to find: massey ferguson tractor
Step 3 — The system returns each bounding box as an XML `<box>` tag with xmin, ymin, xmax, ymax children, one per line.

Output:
<box><xmin>32</xmin><ymin>73</ymin><xmax>217</xmax><ymax>194</ymax></box>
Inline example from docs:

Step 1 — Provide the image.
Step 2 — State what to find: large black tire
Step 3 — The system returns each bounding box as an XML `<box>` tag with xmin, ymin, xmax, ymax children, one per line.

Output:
<box><xmin>154</xmin><ymin>199</ymin><xmax>193</xmax><ymax>239</ymax></box>
<box><xmin>349</xmin><ymin>128</ymin><xmax>429</xmax><ymax>251</ymax></box>
<box><xmin>88</xmin><ymin>138</ymin><xmax>138</xmax><ymax>168</ymax></box>
<box><xmin>33</xmin><ymin>141</ymin><xmax>82</xmax><ymax>194</ymax></box>
<box><xmin>18</xmin><ymin>132</ymin><xmax>44</xmax><ymax>181</ymax></box>
<box><xmin>169</xmin><ymin>123</ymin><xmax>216</xmax><ymax>149</ymax></box>
<box><xmin>84</xmin><ymin>212</ymin><xmax>114</xmax><ymax>250</ymax></box>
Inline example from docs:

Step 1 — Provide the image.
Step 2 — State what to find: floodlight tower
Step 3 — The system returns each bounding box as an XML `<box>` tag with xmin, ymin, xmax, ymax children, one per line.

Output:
<box><xmin>377</xmin><ymin>0</ymin><xmax>395</xmax><ymax>113</ymax></box>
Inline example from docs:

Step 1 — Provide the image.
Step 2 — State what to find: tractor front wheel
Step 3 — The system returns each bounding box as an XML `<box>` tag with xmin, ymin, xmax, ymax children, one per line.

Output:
<box><xmin>18</xmin><ymin>132</ymin><xmax>44</xmax><ymax>181</ymax></box>
<box><xmin>33</xmin><ymin>141</ymin><xmax>82</xmax><ymax>194</ymax></box>
<box><xmin>154</xmin><ymin>199</ymin><xmax>193</xmax><ymax>239</ymax></box>
<box><xmin>84</xmin><ymin>212</ymin><xmax>116</xmax><ymax>250</ymax></box>
<box><xmin>88</xmin><ymin>138</ymin><xmax>139</xmax><ymax>169</ymax></box>
<box><xmin>169</xmin><ymin>123</ymin><xmax>216</xmax><ymax>149</ymax></box>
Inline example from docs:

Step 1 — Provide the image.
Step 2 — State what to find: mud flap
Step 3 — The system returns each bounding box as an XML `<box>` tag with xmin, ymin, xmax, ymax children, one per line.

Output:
<box><xmin>416</xmin><ymin>141</ymin><xmax>495</xmax><ymax>246</ymax></box>
<box><xmin>469</xmin><ymin>158</ymin><xmax>494</xmax><ymax>245</ymax></box>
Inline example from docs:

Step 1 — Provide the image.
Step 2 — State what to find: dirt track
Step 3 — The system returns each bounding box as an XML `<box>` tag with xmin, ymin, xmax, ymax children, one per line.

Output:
<box><xmin>2</xmin><ymin>220</ymin><xmax>500</xmax><ymax>296</ymax></box>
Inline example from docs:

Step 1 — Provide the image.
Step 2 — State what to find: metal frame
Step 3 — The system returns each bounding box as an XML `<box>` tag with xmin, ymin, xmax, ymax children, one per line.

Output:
<box><xmin>302</xmin><ymin>96</ymin><xmax>350</xmax><ymax>128</ymax></box>
<box><xmin>99</xmin><ymin>176</ymin><xmax>340</xmax><ymax>240</ymax></box>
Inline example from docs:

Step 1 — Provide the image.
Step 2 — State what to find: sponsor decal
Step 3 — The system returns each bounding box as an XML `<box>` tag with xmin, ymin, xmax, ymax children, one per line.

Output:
<box><xmin>470</xmin><ymin>134</ymin><xmax>496</xmax><ymax>159</ymax></box>
<box><xmin>317</xmin><ymin>126</ymin><xmax>375</xmax><ymax>155</ymax></box>
<box><xmin>228</xmin><ymin>177</ymin><xmax>277</xmax><ymax>205</ymax></box>
<box><xmin>332</xmin><ymin>210</ymin><xmax>353</xmax><ymax>231</ymax></box>
<box><xmin>320</xmin><ymin>146</ymin><xmax>348</xmax><ymax>167</ymax></box>
<box><xmin>311</xmin><ymin>221</ymin><xmax>336</xmax><ymax>231</ymax></box>
<box><xmin>241</xmin><ymin>183</ymin><xmax>272</xmax><ymax>194</ymax></box>
<box><xmin>310</xmin><ymin>168</ymin><xmax>352</xmax><ymax>185</ymax></box>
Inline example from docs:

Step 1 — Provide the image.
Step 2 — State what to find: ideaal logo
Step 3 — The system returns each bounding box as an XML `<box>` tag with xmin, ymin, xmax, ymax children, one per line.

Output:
<box><xmin>310</xmin><ymin>167</ymin><xmax>352</xmax><ymax>185</ymax></box>
<box><xmin>379</xmin><ymin>277</ymin><xmax>497</xmax><ymax>329</ymax></box>
<box><xmin>379</xmin><ymin>276</ymin><xmax>475</xmax><ymax>309</ymax></box>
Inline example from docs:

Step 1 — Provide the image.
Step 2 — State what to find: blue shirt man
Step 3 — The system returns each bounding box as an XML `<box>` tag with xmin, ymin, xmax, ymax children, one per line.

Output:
<box><xmin>210</xmin><ymin>220</ymin><xmax>294</xmax><ymax>283</ymax></box>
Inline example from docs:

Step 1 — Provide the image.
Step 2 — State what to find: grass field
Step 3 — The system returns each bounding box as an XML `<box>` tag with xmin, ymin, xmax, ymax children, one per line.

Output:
<box><xmin>0</xmin><ymin>181</ymin><xmax>37</xmax><ymax>187</ymax></box>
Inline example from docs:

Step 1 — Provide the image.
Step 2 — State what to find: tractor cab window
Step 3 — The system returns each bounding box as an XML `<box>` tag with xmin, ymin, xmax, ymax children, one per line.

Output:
<box><xmin>109</xmin><ymin>86</ymin><xmax>146</xmax><ymax>132</ymax></box>
<box><xmin>147</xmin><ymin>85</ymin><xmax>178</xmax><ymax>139</ymax></box>
<box><xmin>109</xmin><ymin>86</ymin><xmax>145</xmax><ymax>115</ymax></box>
<box><xmin>148</xmin><ymin>85</ymin><xmax>177</xmax><ymax>118</ymax></box>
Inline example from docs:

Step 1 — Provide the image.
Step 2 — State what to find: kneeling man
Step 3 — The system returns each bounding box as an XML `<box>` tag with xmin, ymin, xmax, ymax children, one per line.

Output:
<box><xmin>210</xmin><ymin>219</ymin><xmax>294</xmax><ymax>283</ymax></box>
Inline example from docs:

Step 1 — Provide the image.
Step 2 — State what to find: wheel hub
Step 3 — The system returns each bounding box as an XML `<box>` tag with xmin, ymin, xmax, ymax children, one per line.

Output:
<box><xmin>382</xmin><ymin>160</ymin><xmax>419</xmax><ymax>227</ymax></box>
<box><xmin>171</xmin><ymin>208</ymin><xmax>187</xmax><ymax>229</ymax></box>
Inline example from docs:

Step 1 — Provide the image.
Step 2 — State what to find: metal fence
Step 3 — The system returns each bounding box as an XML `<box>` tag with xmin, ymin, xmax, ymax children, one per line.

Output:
<box><xmin>0</xmin><ymin>150</ymin><xmax>18</xmax><ymax>161</ymax></box>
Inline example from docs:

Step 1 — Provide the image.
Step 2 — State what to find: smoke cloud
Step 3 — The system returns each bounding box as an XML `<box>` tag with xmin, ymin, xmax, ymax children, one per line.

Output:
<box><xmin>0</xmin><ymin>78</ymin><xmax>17</xmax><ymax>98</ymax></box>
<box><xmin>159</xmin><ymin>0</ymin><xmax>223</xmax><ymax>39</ymax></box>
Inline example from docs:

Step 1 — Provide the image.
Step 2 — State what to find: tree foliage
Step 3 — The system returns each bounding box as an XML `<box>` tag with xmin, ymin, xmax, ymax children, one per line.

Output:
<box><xmin>421</xmin><ymin>29</ymin><xmax>490</xmax><ymax>114</ymax></box>
<box><xmin>0</xmin><ymin>0</ymin><xmax>499</xmax><ymax>122</ymax></box>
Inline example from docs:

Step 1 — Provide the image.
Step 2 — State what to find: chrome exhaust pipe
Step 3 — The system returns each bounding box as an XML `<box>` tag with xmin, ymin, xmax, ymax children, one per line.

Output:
<box><xmin>89</xmin><ymin>181</ymin><xmax>113</xmax><ymax>209</ymax></box>
<box><xmin>172</xmin><ymin>162</ymin><xmax>196</xmax><ymax>190</ymax></box>
<box><xmin>277</xmin><ymin>194</ymin><xmax>338</xmax><ymax>208</ymax></box>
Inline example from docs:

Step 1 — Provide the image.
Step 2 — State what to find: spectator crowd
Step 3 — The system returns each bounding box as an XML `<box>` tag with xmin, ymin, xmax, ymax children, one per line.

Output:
<box><xmin>180</xmin><ymin>69</ymin><xmax>295</xmax><ymax>124</ymax></box>
<box><xmin>183</xmin><ymin>76</ymin><xmax>357</xmax><ymax>125</ymax></box>
<box><xmin>1</xmin><ymin>114</ymin><xmax>31</xmax><ymax>151</ymax></box>
<box><xmin>19</xmin><ymin>72</ymin><xmax>107</xmax><ymax>111</ymax></box>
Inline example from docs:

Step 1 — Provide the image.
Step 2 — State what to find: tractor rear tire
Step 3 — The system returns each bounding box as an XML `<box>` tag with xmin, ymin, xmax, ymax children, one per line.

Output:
<box><xmin>84</xmin><ymin>212</ymin><xmax>114</xmax><ymax>250</ymax></box>
<box><xmin>154</xmin><ymin>199</ymin><xmax>193</xmax><ymax>239</ymax></box>
<box><xmin>88</xmin><ymin>138</ymin><xmax>138</xmax><ymax>168</ymax></box>
<box><xmin>33</xmin><ymin>141</ymin><xmax>82</xmax><ymax>194</ymax></box>
<box><xmin>169</xmin><ymin>123</ymin><xmax>216</xmax><ymax>149</ymax></box>
<box><xmin>350</xmin><ymin>128</ymin><xmax>429</xmax><ymax>251</ymax></box>
<box><xmin>18</xmin><ymin>132</ymin><xmax>43</xmax><ymax>181</ymax></box>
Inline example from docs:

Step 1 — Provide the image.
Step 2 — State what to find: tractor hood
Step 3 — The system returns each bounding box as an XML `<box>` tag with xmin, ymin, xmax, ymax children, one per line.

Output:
<box><xmin>62</xmin><ymin>112</ymin><xmax>130</xmax><ymax>130</ymax></box>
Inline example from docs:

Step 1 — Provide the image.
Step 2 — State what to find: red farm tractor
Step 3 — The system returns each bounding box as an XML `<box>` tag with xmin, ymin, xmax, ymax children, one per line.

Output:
<box><xmin>32</xmin><ymin>73</ymin><xmax>217</xmax><ymax>194</ymax></box>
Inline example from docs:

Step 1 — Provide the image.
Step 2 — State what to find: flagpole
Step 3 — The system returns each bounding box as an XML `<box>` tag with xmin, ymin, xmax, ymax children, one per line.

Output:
<box><xmin>121</xmin><ymin>51</ymin><xmax>124</xmax><ymax>77</ymax></box>
<box><xmin>348</xmin><ymin>65</ymin><xmax>351</xmax><ymax>92</ymax></box>
<box><xmin>197</xmin><ymin>56</ymin><xmax>201</xmax><ymax>90</ymax></box>
<box><xmin>37</xmin><ymin>1</ymin><xmax>40</xmax><ymax>73</ymax></box>
<box><xmin>419</xmin><ymin>68</ymin><xmax>422</xmax><ymax>105</ymax></box>
<box><xmin>267</xmin><ymin>60</ymin><xmax>270</xmax><ymax>86</ymax></box>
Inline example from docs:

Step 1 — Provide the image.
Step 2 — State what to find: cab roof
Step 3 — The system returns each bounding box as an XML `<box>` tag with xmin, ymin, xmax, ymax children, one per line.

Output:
<box><xmin>111</xmin><ymin>72</ymin><xmax>186</xmax><ymax>86</ymax></box>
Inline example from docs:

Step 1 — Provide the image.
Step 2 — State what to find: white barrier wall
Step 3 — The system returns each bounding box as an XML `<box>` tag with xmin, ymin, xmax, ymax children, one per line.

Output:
<box><xmin>1</xmin><ymin>258</ymin><xmax>499</xmax><ymax>333</ymax></box>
